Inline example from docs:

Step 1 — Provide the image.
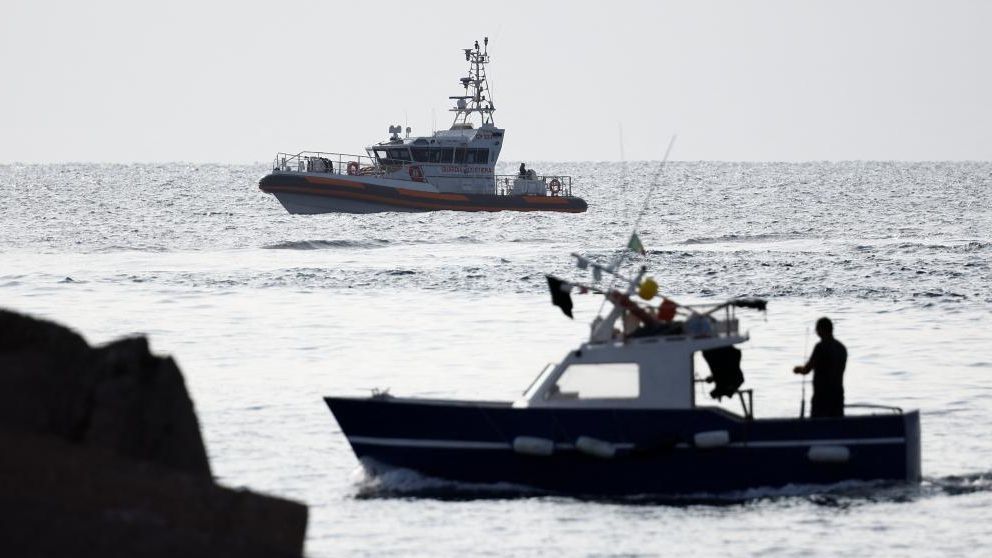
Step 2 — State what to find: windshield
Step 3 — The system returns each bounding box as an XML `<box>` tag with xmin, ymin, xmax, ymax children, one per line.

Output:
<box><xmin>522</xmin><ymin>363</ymin><xmax>555</xmax><ymax>397</ymax></box>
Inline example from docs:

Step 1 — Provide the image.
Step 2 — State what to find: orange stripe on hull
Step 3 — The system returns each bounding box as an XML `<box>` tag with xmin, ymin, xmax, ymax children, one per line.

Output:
<box><xmin>521</xmin><ymin>196</ymin><xmax>569</xmax><ymax>204</ymax></box>
<box><xmin>303</xmin><ymin>175</ymin><xmax>367</xmax><ymax>189</ymax></box>
<box><xmin>396</xmin><ymin>188</ymin><xmax>470</xmax><ymax>201</ymax></box>
<box><xmin>268</xmin><ymin>184</ymin><xmax>586</xmax><ymax>213</ymax></box>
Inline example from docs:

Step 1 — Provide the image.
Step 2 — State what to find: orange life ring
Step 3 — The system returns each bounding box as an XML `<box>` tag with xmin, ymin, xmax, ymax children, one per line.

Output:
<box><xmin>347</xmin><ymin>161</ymin><xmax>360</xmax><ymax>175</ymax></box>
<box><xmin>408</xmin><ymin>165</ymin><xmax>425</xmax><ymax>183</ymax></box>
<box><xmin>549</xmin><ymin>178</ymin><xmax>562</xmax><ymax>195</ymax></box>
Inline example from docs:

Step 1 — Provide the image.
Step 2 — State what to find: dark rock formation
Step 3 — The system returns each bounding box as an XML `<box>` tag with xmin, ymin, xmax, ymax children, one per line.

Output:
<box><xmin>0</xmin><ymin>309</ymin><xmax>308</xmax><ymax>557</ymax></box>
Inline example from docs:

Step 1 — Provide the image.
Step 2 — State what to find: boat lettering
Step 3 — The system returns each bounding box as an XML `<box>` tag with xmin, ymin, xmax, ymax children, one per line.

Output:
<box><xmin>440</xmin><ymin>166</ymin><xmax>493</xmax><ymax>174</ymax></box>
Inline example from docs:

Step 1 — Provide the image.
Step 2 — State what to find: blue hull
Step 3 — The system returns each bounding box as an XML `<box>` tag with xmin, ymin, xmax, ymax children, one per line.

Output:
<box><xmin>325</xmin><ymin>397</ymin><xmax>921</xmax><ymax>495</ymax></box>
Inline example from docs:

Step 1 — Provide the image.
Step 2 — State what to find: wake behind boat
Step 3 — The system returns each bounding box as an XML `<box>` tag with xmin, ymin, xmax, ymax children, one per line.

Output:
<box><xmin>259</xmin><ymin>38</ymin><xmax>587</xmax><ymax>214</ymax></box>
<box><xmin>325</xmin><ymin>247</ymin><xmax>921</xmax><ymax>496</ymax></box>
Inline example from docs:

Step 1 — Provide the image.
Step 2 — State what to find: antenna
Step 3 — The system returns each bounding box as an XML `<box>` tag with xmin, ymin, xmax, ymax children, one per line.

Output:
<box><xmin>631</xmin><ymin>135</ymin><xmax>677</xmax><ymax>234</ymax></box>
<box><xmin>593</xmin><ymin>135</ymin><xmax>677</xmax><ymax>316</ymax></box>
<box><xmin>450</xmin><ymin>39</ymin><xmax>496</xmax><ymax>128</ymax></box>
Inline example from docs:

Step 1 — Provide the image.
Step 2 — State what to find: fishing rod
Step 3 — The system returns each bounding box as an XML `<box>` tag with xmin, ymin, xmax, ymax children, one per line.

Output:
<box><xmin>800</xmin><ymin>326</ymin><xmax>810</xmax><ymax>419</ymax></box>
<box><xmin>593</xmin><ymin>135</ymin><xmax>678</xmax><ymax>316</ymax></box>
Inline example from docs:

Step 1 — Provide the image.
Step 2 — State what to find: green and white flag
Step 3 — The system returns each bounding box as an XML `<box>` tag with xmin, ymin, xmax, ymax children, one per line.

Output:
<box><xmin>627</xmin><ymin>232</ymin><xmax>646</xmax><ymax>255</ymax></box>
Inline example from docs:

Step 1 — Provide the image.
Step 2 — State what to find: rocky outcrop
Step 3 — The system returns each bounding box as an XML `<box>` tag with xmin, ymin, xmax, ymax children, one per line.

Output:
<box><xmin>0</xmin><ymin>309</ymin><xmax>308</xmax><ymax>557</ymax></box>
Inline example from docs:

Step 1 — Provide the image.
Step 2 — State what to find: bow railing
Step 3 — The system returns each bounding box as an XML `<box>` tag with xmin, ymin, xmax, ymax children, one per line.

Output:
<box><xmin>272</xmin><ymin>151</ymin><xmax>382</xmax><ymax>176</ymax></box>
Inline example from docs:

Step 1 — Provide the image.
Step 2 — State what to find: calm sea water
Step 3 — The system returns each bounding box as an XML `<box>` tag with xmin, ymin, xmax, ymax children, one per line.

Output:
<box><xmin>2</xmin><ymin>161</ymin><xmax>991</xmax><ymax>556</ymax></box>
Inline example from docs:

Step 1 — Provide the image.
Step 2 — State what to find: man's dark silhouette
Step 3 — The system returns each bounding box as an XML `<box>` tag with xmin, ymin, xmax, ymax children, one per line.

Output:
<box><xmin>793</xmin><ymin>317</ymin><xmax>847</xmax><ymax>417</ymax></box>
<box><xmin>519</xmin><ymin>162</ymin><xmax>527</xmax><ymax>177</ymax></box>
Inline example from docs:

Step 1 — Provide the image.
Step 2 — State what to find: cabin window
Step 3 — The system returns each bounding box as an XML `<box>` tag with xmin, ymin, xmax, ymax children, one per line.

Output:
<box><xmin>429</xmin><ymin>148</ymin><xmax>444</xmax><ymax>163</ymax></box>
<box><xmin>440</xmin><ymin>148</ymin><xmax>454</xmax><ymax>163</ymax></box>
<box><xmin>466</xmin><ymin>148</ymin><xmax>489</xmax><ymax>164</ymax></box>
<box><xmin>411</xmin><ymin>147</ymin><xmax>430</xmax><ymax>162</ymax></box>
<box><xmin>547</xmin><ymin>362</ymin><xmax>640</xmax><ymax>400</ymax></box>
<box><xmin>454</xmin><ymin>147</ymin><xmax>467</xmax><ymax>164</ymax></box>
<box><xmin>374</xmin><ymin>149</ymin><xmax>389</xmax><ymax>162</ymax></box>
<box><xmin>387</xmin><ymin>148</ymin><xmax>411</xmax><ymax>161</ymax></box>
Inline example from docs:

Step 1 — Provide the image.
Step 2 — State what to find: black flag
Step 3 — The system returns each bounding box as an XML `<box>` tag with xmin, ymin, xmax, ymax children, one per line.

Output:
<box><xmin>546</xmin><ymin>275</ymin><xmax>573</xmax><ymax>318</ymax></box>
<box><xmin>732</xmin><ymin>298</ymin><xmax>768</xmax><ymax>311</ymax></box>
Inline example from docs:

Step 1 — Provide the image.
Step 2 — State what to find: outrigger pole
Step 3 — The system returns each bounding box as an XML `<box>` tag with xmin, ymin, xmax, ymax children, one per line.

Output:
<box><xmin>592</xmin><ymin>135</ymin><xmax>678</xmax><ymax>314</ymax></box>
<box><xmin>547</xmin><ymin>135</ymin><xmax>695</xmax><ymax>339</ymax></box>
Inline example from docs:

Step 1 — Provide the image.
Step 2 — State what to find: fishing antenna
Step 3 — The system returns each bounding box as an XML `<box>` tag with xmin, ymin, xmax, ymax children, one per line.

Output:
<box><xmin>631</xmin><ymin>135</ymin><xmax>677</xmax><ymax>234</ymax></box>
<box><xmin>593</xmin><ymin>135</ymin><xmax>677</xmax><ymax>315</ymax></box>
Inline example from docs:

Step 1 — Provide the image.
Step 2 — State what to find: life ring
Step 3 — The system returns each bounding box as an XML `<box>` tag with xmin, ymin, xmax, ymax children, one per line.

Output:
<box><xmin>347</xmin><ymin>161</ymin><xmax>360</xmax><ymax>175</ymax></box>
<box><xmin>549</xmin><ymin>178</ymin><xmax>562</xmax><ymax>196</ymax></box>
<box><xmin>408</xmin><ymin>165</ymin><xmax>425</xmax><ymax>183</ymax></box>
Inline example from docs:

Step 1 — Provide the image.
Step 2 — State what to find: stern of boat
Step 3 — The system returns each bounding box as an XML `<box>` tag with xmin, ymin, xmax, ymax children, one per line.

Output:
<box><xmin>904</xmin><ymin>410</ymin><xmax>922</xmax><ymax>482</ymax></box>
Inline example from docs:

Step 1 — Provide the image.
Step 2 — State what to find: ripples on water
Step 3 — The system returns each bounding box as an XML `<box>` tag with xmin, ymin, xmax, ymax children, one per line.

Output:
<box><xmin>1</xmin><ymin>161</ymin><xmax>991</xmax><ymax>556</ymax></box>
<box><xmin>2</xmin><ymin>161</ymin><xmax>988</xmax><ymax>303</ymax></box>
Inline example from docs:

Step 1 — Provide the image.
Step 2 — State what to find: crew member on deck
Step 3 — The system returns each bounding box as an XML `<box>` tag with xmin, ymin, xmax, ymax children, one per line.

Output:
<box><xmin>793</xmin><ymin>317</ymin><xmax>848</xmax><ymax>417</ymax></box>
<box><xmin>519</xmin><ymin>162</ymin><xmax>527</xmax><ymax>177</ymax></box>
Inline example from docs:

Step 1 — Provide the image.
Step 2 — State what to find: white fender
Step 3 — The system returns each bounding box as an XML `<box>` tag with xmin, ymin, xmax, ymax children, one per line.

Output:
<box><xmin>807</xmin><ymin>445</ymin><xmax>850</xmax><ymax>463</ymax></box>
<box><xmin>694</xmin><ymin>430</ymin><xmax>730</xmax><ymax>448</ymax></box>
<box><xmin>513</xmin><ymin>436</ymin><xmax>554</xmax><ymax>456</ymax></box>
<box><xmin>575</xmin><ymin>436</ymin><xmax>616</xmax><ymax>459</ymax></box>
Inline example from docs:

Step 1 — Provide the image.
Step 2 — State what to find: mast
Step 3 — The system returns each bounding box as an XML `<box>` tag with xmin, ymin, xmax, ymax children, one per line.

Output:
<box><xmin>449</xmin><ymin>37</ymin><xmax>495</xmax><ymax>127</ymax></box>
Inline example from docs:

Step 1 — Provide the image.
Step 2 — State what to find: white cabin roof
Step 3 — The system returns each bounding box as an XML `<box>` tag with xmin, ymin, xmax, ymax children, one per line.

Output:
<box><xmin>515</xmin><ymin>333</ymin><xmax>747</xmax><ymax>410</ymax></box>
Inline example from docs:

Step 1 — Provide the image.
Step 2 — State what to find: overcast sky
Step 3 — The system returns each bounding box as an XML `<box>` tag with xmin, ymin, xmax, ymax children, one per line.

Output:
<box><xmin>2</xmin><ymin>0</ymin><xmax>989</xmax><ymax>163</ymax></box>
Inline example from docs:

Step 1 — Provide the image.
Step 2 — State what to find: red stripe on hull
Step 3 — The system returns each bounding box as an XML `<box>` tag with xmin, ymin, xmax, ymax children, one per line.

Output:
<box><xmin>259</xmin><ymin>174</ymin><xmax>587</xmax><ymax>213</ymax></box>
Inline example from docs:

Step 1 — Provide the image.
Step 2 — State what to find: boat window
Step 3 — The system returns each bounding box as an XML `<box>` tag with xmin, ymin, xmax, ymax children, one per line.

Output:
<box><xmin>467</xmin><ymin>148</ymin><xmax>490</xmax><ymax>164</ymax></box>
<box><xmin>374</xmin><ymin>149</ymin><xmax>389</xmax><ymax>162</ymax></box>
<box><xmin>547</xmin><ymin>363</ymin><xmax>640</xmax><ymax>400</ymax></box>
<box><xmin>429</xmin><ymin>148</ymin><xmax>444</xmax><ymax>163</ymax></box>
<box><xmin>440</xmin><ymin>148</ymin><xmax>454</xmax><ymax>163</ymax></box>
<box><xmin>387</xmin><ymin>148</ymin><xmax>411</xmax><ymax>161</ymax></box>
<box><xmin>411</xmin><ymin>147</ymin><xmax>430</xmax><ymax>162</ymax></box>
<box><xmin>454</xmin><ymin>147</ymin><xmax>467</xmax><ymax>164</ymax></box>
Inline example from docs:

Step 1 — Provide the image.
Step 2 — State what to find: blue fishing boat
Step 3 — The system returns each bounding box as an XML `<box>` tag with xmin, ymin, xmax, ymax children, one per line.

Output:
<box><xmin>325</xmin><ymin>251</ymin><xmax>921</xmax><ymax>495</ymax></box>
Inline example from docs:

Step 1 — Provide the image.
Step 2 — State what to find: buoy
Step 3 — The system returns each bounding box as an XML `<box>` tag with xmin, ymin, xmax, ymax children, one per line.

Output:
<box><xmin>408</xmin><ymin>165</ymin><xmax>425</xmax><ymax>182</ymax></box>
<box><xmin>693</xmin><ymin>430</ymin><xmax>730</xmax><ymax>448</ymax></box>
<box><xmin>575</xmin><ymin>436</ymin><xmax>616</xmax><ymax>459</ymax></box>
<box><xmin>658</xmin><ymin>298</ymin><xmax>677</xmax><ymax>321</ymax></box>
<box><xmin>638</xmin><ymin>277</ymin><xmax>658</xmax><ymax>300</ymax></box>
<box><xmin>513</xmin><ymin>436</ymin><xmax>554</xmax><ymax>456</ymax></box>
<box><xmin>347</xmin><ymin>161</ymin><xmax>360</xmax><ymax>175</ymax></box>
<box><xmin>807</xmin><ymin>445</ymin><xmax>850</xmax><ymax>463</ymax></box>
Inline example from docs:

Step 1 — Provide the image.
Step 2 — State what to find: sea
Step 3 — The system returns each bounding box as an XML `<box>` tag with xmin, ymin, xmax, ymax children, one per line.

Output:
<box><xmin>1</xmin><ymin>161</ymin><xmax>990</xmax><ymax>556</ymax></box>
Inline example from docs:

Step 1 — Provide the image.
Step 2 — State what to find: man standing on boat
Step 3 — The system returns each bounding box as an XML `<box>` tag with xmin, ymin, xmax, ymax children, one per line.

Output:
<box><xmin>793</xmin><ymin>317</ymin><xmax>848</xmax><ymax>417</ymax></box>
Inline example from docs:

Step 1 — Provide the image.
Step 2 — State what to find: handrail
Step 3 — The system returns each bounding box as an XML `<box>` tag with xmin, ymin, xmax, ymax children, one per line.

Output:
<box><xmin>494</xmin><ymin>174</ymin><xmax>575</xmax><ymax>197</ymax></box>
<box><xmin>270</xmin><ymin>153</ymin><xmax>580</xmax><ymax>198</ymax></box>
<box><xmin>271</xmin><ymin>151</ymin><xmax>383</xmax><ymax>177</ymax></box>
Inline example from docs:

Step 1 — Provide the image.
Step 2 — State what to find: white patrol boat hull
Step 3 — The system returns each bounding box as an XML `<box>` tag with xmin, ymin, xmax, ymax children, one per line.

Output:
<box><xmin>259</xmin><ymin>172</ymin><xmax>588</xmax><ymax>214</ymax></box>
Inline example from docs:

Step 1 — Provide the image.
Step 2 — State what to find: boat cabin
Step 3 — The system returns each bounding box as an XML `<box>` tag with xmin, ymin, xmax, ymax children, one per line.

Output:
<box><xmin>521</xmin><ymin>261</ymin><xmax>760</xmax><ymax>415</ymax></box>
<box><xmin>516</xmin><ymin>325</ymin><xmax>749</xmax><ymax>413</ymax></box>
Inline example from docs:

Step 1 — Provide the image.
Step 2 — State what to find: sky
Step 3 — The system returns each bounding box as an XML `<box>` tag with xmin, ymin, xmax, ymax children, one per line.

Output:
<box><xmin>1</xmin><ymin>0</ymin><xmax>990</xmax><ymax>163</ymax></box>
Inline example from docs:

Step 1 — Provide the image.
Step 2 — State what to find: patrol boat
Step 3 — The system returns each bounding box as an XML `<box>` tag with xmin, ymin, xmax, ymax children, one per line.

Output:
<box><xmin>324</xmin><ymin>250</ymin><xmax>921</xmax><ymax>496</ymax></box>
<box><xmin>259</xmin><ymin>38</ymin><xmax>587</xmax><ymax>214</ymax></box>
